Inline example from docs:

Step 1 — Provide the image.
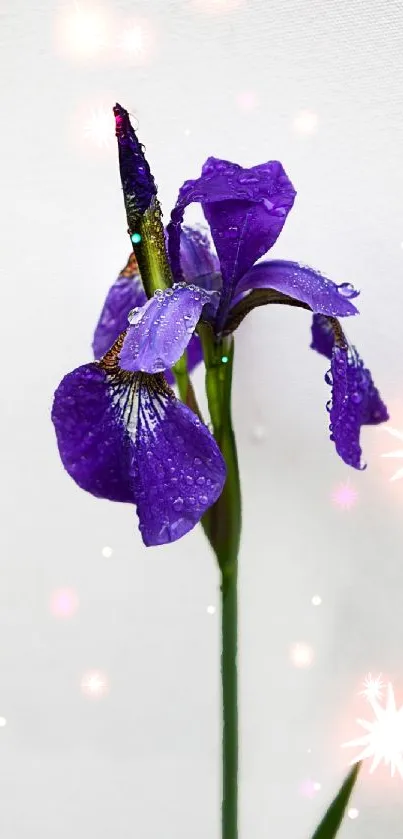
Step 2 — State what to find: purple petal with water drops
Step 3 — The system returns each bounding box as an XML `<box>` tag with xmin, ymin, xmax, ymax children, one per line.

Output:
<box><xmin>113</xmin><ymin>104</ymin><xmax>157</xmax><ymax>225</ymax></box>
<box><xmin>119</xmin><ymin>284</ymin><xmax>219</xmax><ymax>374</ymax></box>
<box><xmin>310</xmin><ymin>313</ymin><xmax>336</xmax><ymax>359</ymax></box>
<box><xmin>327</xmin><ymin>344</ymin><xmax>388</xmax><ymax>469</ymax></box>
<box><xmin>52</xmin><ymin>361</ymin><xmax>134</xmax><ymax>503</ymax></box>
<box><xmin>179</xmin><ymin>225</ymin><xmax>220</xmax><ymax>282</ymax></box>
<box><xmin>92</xmin><ymin>254</ymin><xmax>147</xmax><ymax>359</ymax></box>
<box><xmin>235</xmin><ymin>261</ymin><xmax>359</xmax><ymax>317</ymax></box>
<box><xmin>164</xmin><ymin>333</ymin><xmax>203</xmax><ymax>386</ymax></box>
<box><xmin>51</xmin><ymin>339</ymin><xmax>226</xmax><ymax>546</ymax></box>
<box><xmin>167</xmin><ymin>157</ymin><xmax>296</xmax><ymax>310</ymax></box>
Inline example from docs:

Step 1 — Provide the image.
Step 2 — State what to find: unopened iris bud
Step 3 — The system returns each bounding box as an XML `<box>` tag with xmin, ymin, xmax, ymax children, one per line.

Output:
<box><xmin>113</xmin><ymin>103</ymin><xmax>156</xmax><ymax>227</ymax></box>
<box><xmin>113</xmin><ymin>103</ymin><xmax>172</xmax><ymax>296</ymax></box>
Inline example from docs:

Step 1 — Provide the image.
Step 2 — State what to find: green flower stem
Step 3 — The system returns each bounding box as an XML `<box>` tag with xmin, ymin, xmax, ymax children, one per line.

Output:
<box><xmin>173</xmin><ymin>352</ymin><xmax>203</xmax><ymax>423</ymax></box>
<box><xmin>200</xmin><ymin>329</ymin><xmax>241</xmax><ymax>839</ymax></box>
<box><xmin>131</xmin><ymin>202</ymin><xmax>172</xmax><ymax>297</ymax></box>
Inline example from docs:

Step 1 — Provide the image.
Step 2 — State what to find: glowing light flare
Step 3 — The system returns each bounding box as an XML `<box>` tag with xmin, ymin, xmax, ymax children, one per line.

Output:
<box><xmin>102</xmin><ymin>545</ymin><xmax>113</xmax><ymax>557</ymax></box>
<box><xmin>343</xmin><ymin>682</ymin><xmax>403</xmax><ymax>778</ymax></box>
<box><xmin>311</xmin><ymin>595</ymin><xmax>322</xmax><ymax>606</ymax></box>
<box><xmin>359</xmin><ymin>673</ymin><xmax>385</xmax><ymax>703</ymax></box>
<box><xmin>81</xmin><ymin>670</ymin><xmax>108</xmax><ymax>698</ymax></box>
<box><xmin>83</xmin><ymin>107</ymin><xmax>114</xmax><ymax>149</ymax></box>
<box><xmin>290</xmin><ymin>642</ymin><xmax>314</xmax><ymax>669</ymax></box>
<box><xmin>299</xmin><ymin>779</ymin><xmax>321</xmax><ymax>798</ymax></box>
<box><xmin>348</xmin><ymin>808</ymin><xmax>359</xmax><ymax>819</ymax></box>
<box><xmin>56</xmin><ymin>4</ymin><xmax>110</xmax><ymax>59</ymax></box>
<box><xmin>382</xmin><ymin>426</ymin><xmax>403</xmax><ymax>481</ymax></box>
<box><xmin>331</xmin><ymin>480</ymin><xmax>358</xmax><ymax>510</ymax></box>
<box><xmin>293</xmin><ymin>110</ymin><xmax>319</xmax><ymax>136</ymax></box>
<box><xmin>207</xmin><ymin>605</ymin><xmax>216</xmax><ymax>615</ymax></box>
<box><xmin>50</xmin><ymin>587</ymin><xmax>79</xmax><ymax>618</ymax></box>
<box><xmin>236</xmin><ymin>91</ymin><xmax>259</xmax><ymax>111</ymax></box>
<box><xmin>118</xmin><ymin>18</ymin><xmax>156</xmax><ymax>64</ymax></box>
<box><xmin>0</xmin><ymin>717</ymin><xmax>7</xmax><ymax>728</ymax></box>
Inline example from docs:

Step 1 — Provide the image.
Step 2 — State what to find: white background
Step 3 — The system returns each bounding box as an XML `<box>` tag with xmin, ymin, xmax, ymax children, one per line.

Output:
<box><xmin>1</xmin><ymin>0</ymin><xmax>403</xmax><ymax>836</ymax></box>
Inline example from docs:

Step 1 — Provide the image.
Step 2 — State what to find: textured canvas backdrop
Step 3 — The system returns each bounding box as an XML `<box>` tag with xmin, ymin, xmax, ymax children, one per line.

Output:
<box><xmin>1</xmin><ymin>0</ymin><xmax>403</xmax><ymax>836</ymax></box>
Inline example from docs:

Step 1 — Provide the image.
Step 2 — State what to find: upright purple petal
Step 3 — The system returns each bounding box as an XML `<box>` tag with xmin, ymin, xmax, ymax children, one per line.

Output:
<box><xmin>114</xmin><ymin>104</ymin><xmax>157</xmax><ymax>225</ymax></box>
<box><xmin>52</xmin><ymin>338</ymin><xmax>226</xmax><ymax>546</ymax></box>
<box><xmin>92</xmin><ymin>254</ymin><xmax>147</xmax><ymax>358</ymax></box>
<box><xmin>327</xmin><ymin>344</ymin><xmax>388</xmax><ymax>469</ymax></box>
<box><xmin>167</xmin><ymin>157</ymin><xmax>296</xmax><ymax>322</ymax></box>
<box><xmin>119</xmin><ymin>284</ymin><xmax>219</xmax><ymax>374</ymax></box>
<box><xmin>236</xmin><ymin>261</ymin><xmax>359</xmax><ymax>317</ymax></box>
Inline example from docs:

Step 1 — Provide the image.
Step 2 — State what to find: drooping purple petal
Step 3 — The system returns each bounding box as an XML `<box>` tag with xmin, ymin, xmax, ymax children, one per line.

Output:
<box><xmin>167</xmin><ymin>157</ymin><xmax>296</xmax><ymax>322</ymax></box>
<box><xmin>119</xmin><ymin>284</ymin><xmax>219</xmax><ymax>374</ymax></box>
<box><xmin>310</xmin><ymin>313</ymin><xmax>336</xmax><ymax>358</ymax></box>
<box><xmin>92</xmin><ymin>254</ymin><xmax>147</xmax><ymax>359</ymax></box>
<box><xmin>327</xmin><ymin>343</ymin><xmax>389</xmax><ymax>469</ymax></box>
<box><xmin>113</xmin><ymin>104</ymin><xmax>157</xmax><ymax>226</ymax></box>
<box><xmin>235</xmin><ymin>261</ymin><xmax>359</xmax><ymax>318</ymax></box>
<box><xmin>52</xmin><ymin>362</ymin><xmax>133</xmax><ymax>503</ymax></box>
<box><xmin>52</xmin><ymin>340</ymin><xmax>226</xmax><ymax>546</ymax></box>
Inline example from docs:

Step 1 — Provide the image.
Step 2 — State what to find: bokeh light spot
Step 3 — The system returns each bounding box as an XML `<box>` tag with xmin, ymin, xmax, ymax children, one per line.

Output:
<box><xmin>50</xmin><ymin>587</ymin><xmax>79</xmax><ymax>618</ymax></box>
<box><xmin>290</xmin><ymin>642</ymin><xmax>314</xmax><ymax>668</ymax></box>
<box><xmin>293</xmin><ymin>110</ymin><xmax>319</xmax><ymax>136</ymax></box>
<box><xmin>81</xmin><ymin>670</ymin><xmax>108</xmax><ymax>698</ymax></box>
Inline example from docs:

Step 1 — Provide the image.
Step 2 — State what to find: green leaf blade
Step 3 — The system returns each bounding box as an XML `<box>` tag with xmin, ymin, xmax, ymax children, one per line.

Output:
<box><xmin>310</xmin><ymin>762</ymin><xmax>361</xmax><ymax>839</ymax></box>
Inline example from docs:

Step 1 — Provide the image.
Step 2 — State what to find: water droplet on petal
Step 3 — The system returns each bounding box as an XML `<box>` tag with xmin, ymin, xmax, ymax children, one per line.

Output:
<box><xmin>173</xmin><ymin>497</ymin><xmax>184</xmax><ymax>511</ymax></box>
<box><xmin>196</xmin><ymin>476</ymin><xmax>205</xmax><ymax>486</ymax></box>
<box><xmin>198</xmin><ymin>493</ymin><xmax>208</xmax><ymax>504</ymax></box>
<box><xmin>351</xmin><ymin>391</ymin><xmax>363</xmax><ymax>404</ymax></box>
<box><xmin>128</xmin><ymin>307</ymin><xmax>141</xmax><ymax>324</ymax></box>
<box><xmin>337</xmin><ymin>282</ymin><xmax>358</xmax><ymax>298</ymax></box>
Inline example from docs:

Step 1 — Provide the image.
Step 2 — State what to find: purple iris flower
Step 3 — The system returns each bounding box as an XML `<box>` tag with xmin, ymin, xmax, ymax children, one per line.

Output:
<box><xmin>52</xmin><ymin>104</ymin><xmax>388</xmax><ymax>547</ymax></box>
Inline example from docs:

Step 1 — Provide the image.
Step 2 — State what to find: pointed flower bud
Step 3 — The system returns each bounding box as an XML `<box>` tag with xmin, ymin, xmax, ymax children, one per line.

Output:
<box><xmin>113</xmin><ymin>103</ymin><xmax>157</xmax><ymax>230</ymax></box>
<box><xmin>113</xmin><ymin>104</ymin><xmax>172</xmax><ymax>296</ymax></box>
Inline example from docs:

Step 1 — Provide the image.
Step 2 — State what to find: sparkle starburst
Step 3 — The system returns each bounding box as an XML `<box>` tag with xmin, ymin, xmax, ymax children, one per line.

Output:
<box><xmin>83</xmin><ymin>107</ymin><xmax>113</xmax><ymax>149</ymax></box>
<box><xmin>382</xmin><ymin>426</ymin><xmax>403</xmax><ymax>481</ymax></box>
<box><xmin>331</xmin><ymin>480</ymin><xmax>358</xmax><ymax>510</ymax></box>
<box><xmin>359</xmin><ymin>673</ymin><xmax>385</xmax><ymax>702</ymax></box>
<box><xmin>81</xmin><ymin>670</ymin><xmax>108</xmax><ymax>698</ymax></box>
<box><xmin>343</xmin><ymin>682</ymin><xmax>403</xmax><ymax>778</ymax></box>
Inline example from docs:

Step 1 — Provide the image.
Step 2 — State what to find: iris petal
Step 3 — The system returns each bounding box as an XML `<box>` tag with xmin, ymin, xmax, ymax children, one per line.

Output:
<box><xmin>310</xmin><ymin>313</ymin><xmax>335</xmax><ymax>358</ymax></box>
<box><xmin>167</xmin><ymin>157</ymin><xmax>295</xmax><ymax>322</ymax></box>
<box><xmin>119</xmin><ymin>285</ymin><xmax>219</xmax><ymax>374</ymax></box>
<box><xmin>179</xmin><ymin>225</ymin><xmax>220</xmax><ymax>283</ymax></box>
<box><xmin>310</xmin><ymin>315</ymin><xmax>389</xmax><ymax>468</ymax></box>
<box><xmin>52</xmin><ymin>338</ymin><xmax>226</xmax><ymax>546</ymax></box>
<box><xmin>92</xmin><ymin>254</ymin><xmax>147</xmax><ymax>359</ymax></box>
<box><xmin>235</xmin><ymin>260</ymin><xmax>359</xmax><ymax>317</ymax></box>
